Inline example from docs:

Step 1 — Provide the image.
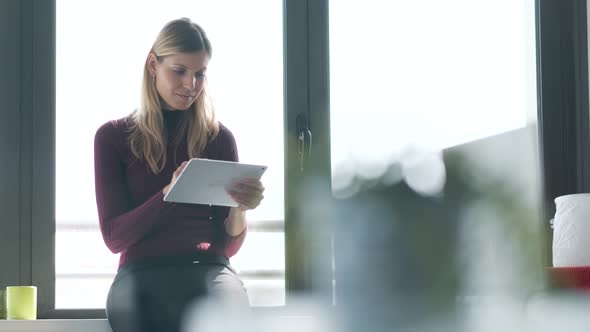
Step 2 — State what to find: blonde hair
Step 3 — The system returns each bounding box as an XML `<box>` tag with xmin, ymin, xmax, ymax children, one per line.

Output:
<box><xmin>129</xmin><ymin>18</ymin><xmax>219</xmax><ymax>174</ymax></box>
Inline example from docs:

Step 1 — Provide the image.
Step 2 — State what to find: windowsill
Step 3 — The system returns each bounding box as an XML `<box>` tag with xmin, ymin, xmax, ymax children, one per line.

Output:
<box><xmin>0</xmin><ymin>306</ymin><xmax>323</xmax><ymax>331</ymax></box>
<box><xmin>0</xmin><ymin>319</ymin><xmax>111</xmax><ymax>332</ymax></box>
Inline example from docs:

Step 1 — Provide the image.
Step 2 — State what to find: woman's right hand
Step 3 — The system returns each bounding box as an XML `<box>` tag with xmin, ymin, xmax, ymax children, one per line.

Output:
<box><xmin>163</xmin><ymin>161</ymin><xmax>188</xmax><ymax>195</ymax></box>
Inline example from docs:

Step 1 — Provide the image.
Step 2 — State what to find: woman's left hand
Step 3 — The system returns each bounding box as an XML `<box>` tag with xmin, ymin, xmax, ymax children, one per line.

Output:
<box><xmin>226</xmin><ymin>178</ymin><xmax>265</xmax><ymax>211</ymax></box>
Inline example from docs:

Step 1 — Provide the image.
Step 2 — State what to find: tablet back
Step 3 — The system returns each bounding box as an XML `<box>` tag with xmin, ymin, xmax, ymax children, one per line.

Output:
<box><xmin>163</xmin><ymin>158</ymin><xmax>267</xmax><ymax>207</ymax></box>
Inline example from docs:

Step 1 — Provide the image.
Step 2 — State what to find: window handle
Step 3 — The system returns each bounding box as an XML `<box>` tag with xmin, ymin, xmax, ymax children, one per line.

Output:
<box><xmin>297</xmin><ymin>114</ymin><xmax>312</xmax><ymax>172</ymax></box>
<box><xmin>298</xmin><ymin>128</ymin><xmax>313</xmax><ymax>172</ymax></box>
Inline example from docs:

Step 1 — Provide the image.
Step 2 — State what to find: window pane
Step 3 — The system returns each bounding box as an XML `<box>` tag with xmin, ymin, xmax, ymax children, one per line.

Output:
<box><xmin>55</xmin><ymin>274</ymin><xmax>285</xmax><ymax>309</ymax></box>
<box><xmin>56</xmin><ymin>0</ymin><xmax>283</xmax><ymax>308</ymax></box>
<box><xmin>56</xmin><ymin>228</ymin><xmax>284</xmax><ymax>308</ymax></box>
<box><xmin>329</xmin><ymin>0</ymin><xmax>537</xmax><ymax>188</ymax></box>
<box><xmin>55</xmin><ymin>277</ymin><xmax>284</xmax><ymax>309</ymax></box>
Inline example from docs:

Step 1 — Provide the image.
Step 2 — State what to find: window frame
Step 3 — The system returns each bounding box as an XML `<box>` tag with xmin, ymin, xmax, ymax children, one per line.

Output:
<box><xmin>0</xmin><ymin>0</ymin><xmax>58</xmax><ymax>318</ymax></box>
<box><xmin>535</xmin><ymin>0</ymin><xmax>590</xmax><ymax>264</ymax></box>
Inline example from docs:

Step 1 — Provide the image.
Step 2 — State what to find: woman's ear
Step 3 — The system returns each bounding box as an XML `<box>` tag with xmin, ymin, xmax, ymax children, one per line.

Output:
<box><xmin>147</xmin><ymin>53</ymin><xmax>158</xmax><ymax>77</ymax></box>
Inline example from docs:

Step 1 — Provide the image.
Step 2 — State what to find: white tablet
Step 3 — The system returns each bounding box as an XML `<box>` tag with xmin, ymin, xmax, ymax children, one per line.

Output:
<box><xmin>163</xmin><ymin>158</ymin><xmax>267</xmax><ymax>207</ymax></box>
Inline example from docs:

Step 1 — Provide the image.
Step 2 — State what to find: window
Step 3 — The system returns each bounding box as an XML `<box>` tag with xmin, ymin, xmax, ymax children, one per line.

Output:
<box><xmin>55</xmin><ymin>0</ymin><xmax>284</xmax><ymax>308</ymax></box>
<box><xmin>329</xmin><ymin>0</ymin><xmax>538</xmax><ymax>191</ymax></box>
<box><xmin>3</xmin><ymin>0</ymin><xmax>588</xmax><ymax>320</ymax></box>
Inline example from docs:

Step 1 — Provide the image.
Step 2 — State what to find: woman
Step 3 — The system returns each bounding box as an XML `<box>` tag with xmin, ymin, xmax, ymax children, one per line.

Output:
<box><xmin>94</xmin><ymin>18</ymin><xmax>264</xmax><ymax>332</ymax></box>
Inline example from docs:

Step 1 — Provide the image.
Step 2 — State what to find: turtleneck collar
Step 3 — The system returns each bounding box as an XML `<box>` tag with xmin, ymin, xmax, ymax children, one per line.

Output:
<box><xmin>162</xmin><ymin>109</ymin><xmax>186</xmax><ymax>116</ymax></box>
<box><xmin>162</xmin><ymin>109</ymin><xmax>187</xmax><ymax>132</ymax></box>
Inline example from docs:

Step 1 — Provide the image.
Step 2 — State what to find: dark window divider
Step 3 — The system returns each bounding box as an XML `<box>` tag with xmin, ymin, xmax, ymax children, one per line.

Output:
<box><xmin>535</xmin><ymin>0</ymin><xmax>590</xmax><ymax>265</ymax></box>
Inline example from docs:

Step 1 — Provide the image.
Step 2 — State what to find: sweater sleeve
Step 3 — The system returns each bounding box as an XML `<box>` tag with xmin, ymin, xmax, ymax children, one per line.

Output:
<box><xmin>214</xmin><ymin>124</ymin><xmax>247</xmax><ymax>258</ymax></box>
<box><xmin>94</xmin><ymin>122</ymin><xmax>174</xmax><ymax>254</ymax></box>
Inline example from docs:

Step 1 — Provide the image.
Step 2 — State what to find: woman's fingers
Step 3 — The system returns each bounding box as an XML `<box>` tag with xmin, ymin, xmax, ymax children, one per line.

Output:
<box><xmin>173</xmin><ymin>161</ymin><xmax>188</xmax><ymax>178</ymax></box>
<box><xmin>229</xmin><ymin>190</ymin><xmax>264</xmax><ymax>202</ymax></box>
<box><xmin>227</xmin><ymin>180</ymin><xmax>265</xmax><ymax>210</ymax></box>
<box><xmin>229</xmin><ymin>178</ymin><xmax>264</xmax><ymax>193</ymax></box>
<box><xmin>164</xmin><ymin>161</ymin><xmax>188</xmax><ymax>195</ymax></box>
<box><xmin>230</xmin><ymin>194</ymin><xmax>264</xmax><ymax>210</ymax></box>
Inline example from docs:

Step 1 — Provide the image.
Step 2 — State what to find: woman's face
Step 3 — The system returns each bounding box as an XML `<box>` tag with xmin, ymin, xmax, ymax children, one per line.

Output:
<box><xmin>149</xmin><ymin>51</ymin><xmax>210</xmax><ymax>111</ymax></box>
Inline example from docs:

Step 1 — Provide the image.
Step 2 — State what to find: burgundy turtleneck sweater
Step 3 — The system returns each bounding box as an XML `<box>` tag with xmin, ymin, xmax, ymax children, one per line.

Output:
<box><xmin>93</xmin><ymin>110</ymin><xmax>246</xmax><ymax>269</ymax></box>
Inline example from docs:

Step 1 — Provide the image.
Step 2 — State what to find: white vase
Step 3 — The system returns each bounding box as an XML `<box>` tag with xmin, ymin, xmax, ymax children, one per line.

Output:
<box><xmin>553</xmin><ymin>193</ymin><xmax>590</xmax><ymax>267</ymax></box>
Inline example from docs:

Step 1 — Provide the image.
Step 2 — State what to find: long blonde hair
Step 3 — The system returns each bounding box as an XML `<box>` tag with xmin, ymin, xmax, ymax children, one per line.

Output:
<box><xmin>129</xmin><ymin>18</ymin><xmax>219</xmax><ymax>174</ymax></box>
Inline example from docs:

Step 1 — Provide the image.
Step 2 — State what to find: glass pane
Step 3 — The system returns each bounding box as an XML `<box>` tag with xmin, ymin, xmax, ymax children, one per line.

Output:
<box><xmin>328</xmin><ymin>2</ymin><xmax>543</xmax><ymax>329</ymax></box>
<box><xmin>55</xmin><ymin>277</ymin><xmax>284</xmax><ymax>309</ymax></box>
<box><xmin>56</xmin><ymin>228</ymin><xmax>284</xmax><ymax>308</ymax></box>
<box><xmin>56</xmin><ymin>0</ymin><xmax>283</xmax><ymax>308</ymax></box>
<box><xmin>329</xmin><ymin>0</ymin><xmax>537</xmax><ymax>188</ymax></box>
<box><xmin>55</xmin><ymin>278</ymin><xmax>113</xmax><ymax>309</ymax></box>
